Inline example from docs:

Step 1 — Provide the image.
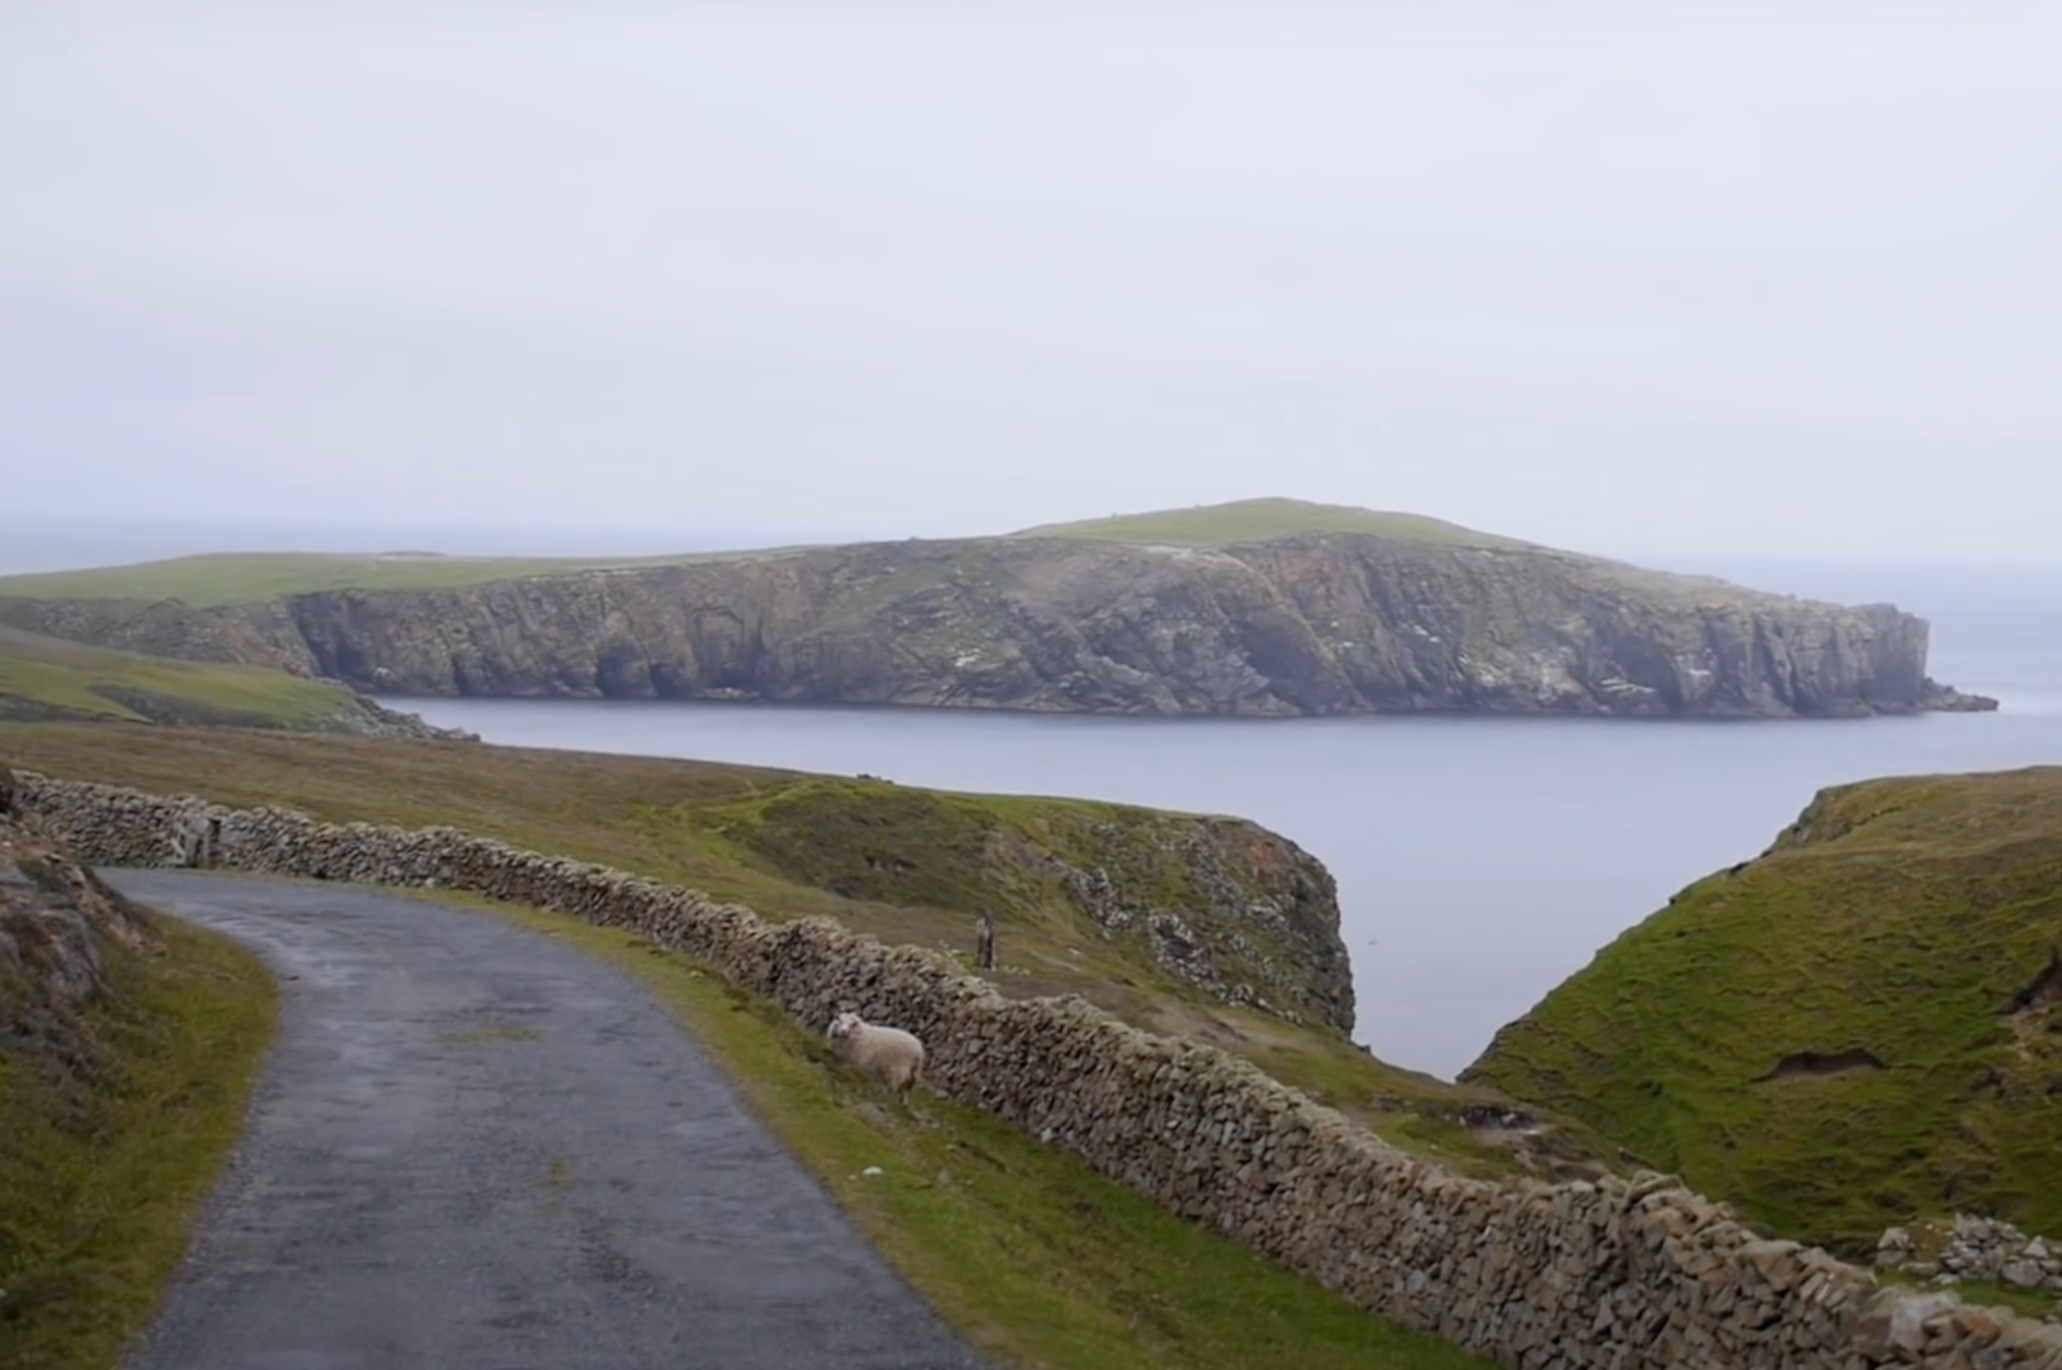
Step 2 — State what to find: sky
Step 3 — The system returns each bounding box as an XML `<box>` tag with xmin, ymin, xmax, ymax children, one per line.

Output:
<box><xmin>2</xmin><ymin>1</ymin><xmax>2058</xmax><ymax>567</ymax></box>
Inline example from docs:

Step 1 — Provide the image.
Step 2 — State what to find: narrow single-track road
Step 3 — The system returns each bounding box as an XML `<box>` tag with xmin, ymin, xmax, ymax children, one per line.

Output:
<box><xmin>106</xmin><ymin>870</ymin><xmax>992</xmax><ymax>1370</ymax></box>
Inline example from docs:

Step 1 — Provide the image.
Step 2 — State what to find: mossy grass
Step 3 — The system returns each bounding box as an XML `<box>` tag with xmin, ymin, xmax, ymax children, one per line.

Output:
<box><xmin>1465</xmin><ymin>766</ymin><xmax>2062</xmax><ymax>1259</ymax></box>
<box><xmin>0</xmin><ymin>626</ymin><xmax>365</xmax><ymax>728</ymax></box>
<box><xmin>420</xmin><ymin>886</ymin><xmax>1491</xmax><ymax>1369</ymax></box>
<box><xmin>1008</xmin><ymin>497</ymin><xmax>1539</xmax><ymax>551</ymax></box>
<box><xmin>1</xmin><ymin>721</ymin><xmax>1617</xmax><ymax>1180</ymax></box>
<box><xmin>0</xmin><ymin>906</ymin><xmax>276</xmax><ymax>1370</ymax></box>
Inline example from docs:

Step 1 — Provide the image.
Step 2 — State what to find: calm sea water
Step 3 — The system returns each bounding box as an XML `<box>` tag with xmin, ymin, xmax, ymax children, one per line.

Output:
<box><xmin>380</xmin><ymin>603</ymin><xmax>2062</xmax><ymax>1081</ymax></box>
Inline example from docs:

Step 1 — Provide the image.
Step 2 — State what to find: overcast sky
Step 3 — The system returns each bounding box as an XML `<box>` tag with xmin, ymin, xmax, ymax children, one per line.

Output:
<box><xmin>3</xmin><ymin>1</ymin><xmax>2058</xmax><ymax>564</ymax></box>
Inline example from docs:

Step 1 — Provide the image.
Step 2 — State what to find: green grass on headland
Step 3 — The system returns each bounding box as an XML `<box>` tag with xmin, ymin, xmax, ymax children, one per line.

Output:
<box><xmin>0</xmin><ymin>499</ymin><xmax>1539</xmax><ymax>607</ymax></box>
<box><xmin>1009</xmin><ymin>497</ymin><xmax>1541</xmax><ymax>551</ymax></box>
<box><xmin>0</xmin><ymin>721</ymin><xmax>1619</xmax><ymax>1182</ymax></box>
<box><xmin>437</xmin><ymin>890</ymin><xmax>1491</xmax><ymax>1370</ymax></box>
<box><xmin>0</xmin><ymin>546</ymin><xmax>813</xmax><ymax>608</ymax></box>
<box><xmin>0</xmin><ymin>901</ymin><xmax>276</xmax><ymax>1370</ymax></box>
<box><xmin>1464</xmin><ymin>766</ymin><xmax>2062</xmax><ymax>1259</ymax></box>
<box><xmin>0</xmin><ymin>625</ymin><xmax>366</xmax><ymax>728</ymax></box>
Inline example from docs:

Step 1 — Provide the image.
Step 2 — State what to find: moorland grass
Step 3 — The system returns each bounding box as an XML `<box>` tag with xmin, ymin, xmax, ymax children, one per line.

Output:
<box><xmin>0</xmin><ymin>721</ymin><xmax>1615</xmax><ymax>1179</ymax></box>
<box><xmin>0</xmin><ymin>909</ymin><xmax>276</xmax><ymax>1370</ymax></box>
<box><xmin>0</xmin><ymin>545</ymin><xmax>811</xmax><ymax>608</ymax></box>
<box><xmin>0</xmin><ymin>500</ymin><xmax>1540</xmax><ymax>608</ymax></box>
<box><xmin>0</xmin><ymin>626</ymin><xmax>365</xmax><ymax>727</ymax></box>
<box><xmin>1008</xmin><ymin>497</ymin><xmax>1539</xmax><ymax>551</ymax></box>
<box><xmin>1464</xmin><ymin>766</ymin><xmax>2062</xmax><ymax>1258</ymax></box>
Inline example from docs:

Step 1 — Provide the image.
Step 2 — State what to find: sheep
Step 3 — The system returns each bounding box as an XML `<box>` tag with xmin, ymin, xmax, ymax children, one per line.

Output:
<box><xmin>825</xmin><ymin>1010</ymin><xmax>926</xmax><ymax>1104</ymax></box>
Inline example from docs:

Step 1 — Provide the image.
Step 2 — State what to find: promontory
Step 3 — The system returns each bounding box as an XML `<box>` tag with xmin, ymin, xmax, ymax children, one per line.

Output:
<box><xmin>0</xmin><ymin>498</ymin><xmax>1998</xmax><ymax>720</ymax></box>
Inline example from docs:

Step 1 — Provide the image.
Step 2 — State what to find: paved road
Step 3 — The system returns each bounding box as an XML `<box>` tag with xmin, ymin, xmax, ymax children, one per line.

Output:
<box><xmin>107</xmin><ymin>870</ymin><xmax>992</xmax><ymax>1370</ymax></box>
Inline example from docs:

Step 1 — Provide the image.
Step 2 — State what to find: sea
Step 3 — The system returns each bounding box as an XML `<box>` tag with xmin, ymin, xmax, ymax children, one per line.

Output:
<box><xmin>8</xmin><ymin>522</ymin><xmax>2057</xmax><ymax>1081</ymax></box>
<box><xmin>376</xmin><ymin>559</ymin><xmax>2062</xmax><ymax>1082</ymax></box>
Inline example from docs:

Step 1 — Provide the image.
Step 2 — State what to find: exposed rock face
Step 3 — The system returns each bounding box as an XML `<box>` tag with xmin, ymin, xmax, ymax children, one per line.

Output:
<box><xmin>0</xmin><ymin>534</ymin><xmax>1997</xmax><ymax>718</ymax></box>
<box><xmin>0</xmin><ymin>766</ymin><xmax>156</xmax><ymax>1075</ymax></box>
<box><xmin>0</xmin><ymin>596</ymin><xmax>307</xmax><ymax>676</ymax></box>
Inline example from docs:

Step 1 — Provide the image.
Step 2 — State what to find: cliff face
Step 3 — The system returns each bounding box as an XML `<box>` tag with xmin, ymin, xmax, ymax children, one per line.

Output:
<box><xmin>0</xmin><ymin>533</ymin><xmax>1994</xmax><ymax>718</ymax></box>
<box><xmin>200</xmin><ymin>535</ymin><xmax>1987</xmax><ymax>719</ymax></box>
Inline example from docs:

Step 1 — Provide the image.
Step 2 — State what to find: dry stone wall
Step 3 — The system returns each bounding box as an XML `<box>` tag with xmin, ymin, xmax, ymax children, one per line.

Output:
<box><xmin>17</xmin><ymin>769</ymin><xmax>2062</xmax><ymax>1370</ymax></box>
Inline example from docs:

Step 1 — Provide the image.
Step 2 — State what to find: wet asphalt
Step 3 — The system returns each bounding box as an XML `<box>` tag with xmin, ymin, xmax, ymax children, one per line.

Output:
<box><xmin>105</xmin><ymin>870</ymin><xmax>993</xmax><ymax>1370</ymax></box>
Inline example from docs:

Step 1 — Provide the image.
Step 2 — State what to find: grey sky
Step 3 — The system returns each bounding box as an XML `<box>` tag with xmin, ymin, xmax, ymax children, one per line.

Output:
<box><xmin>3</xmin><ymin>1</ymin><xmax>2058</xmax><ymax>563</ymax></box>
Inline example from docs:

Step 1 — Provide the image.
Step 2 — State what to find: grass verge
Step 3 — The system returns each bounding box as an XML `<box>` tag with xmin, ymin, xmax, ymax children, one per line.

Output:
<box><xmin>0</xmin><ymin>911</ymin><xmax>276</xmax><ymax>1370</ymax></box>
<box><xmin>444</xmin><ymin>889</ymin><xmax>1488</xmax><ymax>1369</ymax></box>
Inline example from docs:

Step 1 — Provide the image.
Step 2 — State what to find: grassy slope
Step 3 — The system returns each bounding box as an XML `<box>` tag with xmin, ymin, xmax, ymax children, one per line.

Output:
<box><xmin>1009</xmin><ymin>497</ymin><xmax>1540</xmax><ymax>551</ymax></box>
<box><xmin>0</xmin><ymin>546</ymin><xmax>811</xmax><ymax>609</ymax></box>
<box><xmin>0</xmin><ymin>499</ymin><xmax>1537</xmax><ymax>607</ymax></box>
<box><xmin>0</xmin><ymin>907</ymin><xmax>276</xmax><ymax>1370</ymax></box>
<box><xmin>0</xmin><ymin>721</ymin><xmax>1615</xmax><ymax>1181</ymax></box>
<box><xmin>1463</xmin><ymin>767</ymin><xmax>2062</xmax><ymax>1258</ymax></box>
<box><xmin>424</xmin><ymin>890</ymin><xmax>1487</xmax><ymax>1369</ymax></box>
<box><xmin>0</xmin><ymin>625</ymin><xmax>365</xmax><ymax>728</ymax></box>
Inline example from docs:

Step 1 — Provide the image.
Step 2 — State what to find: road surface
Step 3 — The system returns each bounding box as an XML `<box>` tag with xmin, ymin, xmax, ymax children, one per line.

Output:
<box><xmin>107</xmin><ymin>869</ymin><xmax>992</xmax><ymax>1370</ymax></box>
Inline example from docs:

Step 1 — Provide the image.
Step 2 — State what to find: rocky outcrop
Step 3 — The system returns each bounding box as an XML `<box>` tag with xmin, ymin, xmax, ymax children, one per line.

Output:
<box><xmin>0</xmin><ymin>533</ymin><xmax>1997</xmax><ymax>718</ymax></box>
<box><xmin>0</xmin><ymin>765</ymin><xmax>157</xmax><ymax>1078</ymax></box>
<box><xmin>18</xmin><ymin>768</ymin><xmax>2062</xmax><ymax>1368</ymax></box>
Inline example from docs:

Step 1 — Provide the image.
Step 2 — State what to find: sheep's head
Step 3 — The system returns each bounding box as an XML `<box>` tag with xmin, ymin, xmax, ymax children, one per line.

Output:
<box><xmin>827</xmin><ymin>1010</ymin><xmax>862</xmax><ymax>1042</ymax></box>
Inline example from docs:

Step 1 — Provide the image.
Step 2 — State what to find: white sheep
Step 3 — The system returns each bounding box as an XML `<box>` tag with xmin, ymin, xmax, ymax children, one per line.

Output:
<box><xmin>825</xmin><ymin>1010</ymin><xmax>926</xmax><ymax>1103</ymax></box>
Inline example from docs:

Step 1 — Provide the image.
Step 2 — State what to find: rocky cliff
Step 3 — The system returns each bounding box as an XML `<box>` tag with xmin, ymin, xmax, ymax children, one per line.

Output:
<box><xmin>1</xmin><ymin>531</ymin><xmax>1996</xmax><ymax>719</ymax></box>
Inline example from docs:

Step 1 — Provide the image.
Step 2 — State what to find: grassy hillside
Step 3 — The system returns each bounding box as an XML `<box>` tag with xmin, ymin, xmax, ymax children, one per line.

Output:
<box><xmin>1010</xmin><ymin>497</ymin><xmax>1540</xmax><ymax>551</ymax></box>
<box><xmin>0</xmin><ymin>500</ymin><xmax>1540</xmax><ymax>607</ymax></box>
<box><xmin>0</xmin><ymin>625</ymin><xmax>367</xmax><ymax>729</ymax></box>
<box><xmin>0</xmin><ymin>546</ymin><xmax>815</xmax><ymax>608</ymax></box>
<box><xmin>1</xmin><ymin>817</ymin><xmax>276</xmax><ymax>1370</ymax></box>
<box><xmin>0</xmin><ymin>721</ymin><xmax>1616</xmax><ymax>1181</ymax></box>
<box><xmin>1464</xmin><ymin>767</ymin><xmax>2062</xmax><ymax>1258</ymax></box>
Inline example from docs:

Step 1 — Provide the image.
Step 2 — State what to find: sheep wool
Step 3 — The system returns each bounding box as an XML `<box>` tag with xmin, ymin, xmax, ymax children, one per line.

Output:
<box><xmin>826</xmin><ymin>1010</ymin><xmax>926</xmax><ymax>1103</ymax></box>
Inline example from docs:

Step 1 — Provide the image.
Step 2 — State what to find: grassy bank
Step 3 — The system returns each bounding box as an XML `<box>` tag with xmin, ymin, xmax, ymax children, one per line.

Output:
<box><xmin>0</xmin><ymin>908</ymin><xmax>276</xmax><ymax>1370</ymax></box>
<box><xmin>440</xmin><ymin>888</ymin><xmax>1487</xmax><ymax>1369</ymax></box>
<box><xmin>0</xmin><ymin>625</ymin><xmax>365</xmax><ymax>729</ymax></box>
<box><xmin>1465</xmin><ymin>766</ymin><xmax>2062</xmax><ymax>1258</ymax></box>
<box><xmin>0</xmin><ymin>721</ymin><xmax>1617</xmax><ymax>1182</ymax></box>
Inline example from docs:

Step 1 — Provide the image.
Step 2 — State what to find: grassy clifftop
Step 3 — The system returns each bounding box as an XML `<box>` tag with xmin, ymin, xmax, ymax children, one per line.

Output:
<box><xmin>1</xmin><ymin>721</ymin><xmax>1616</xmax><ymax>1182</ymax></box>
<box><xmin>0</xmin><ymin>499</ymin><xmax>1533</xmax><ymax>607</ymax></box>
<box><xmin>0</xmin><ymin>548</ymin><xmax>814</xmax><ymax>609</ymax></box>
<box><xmin>1009</xmin><ymin>497</ymin><xmax>1539</xmax><ymax>550</ymax></box>
<box><xmin>1463</xmin><ymin>766</ymin><xmax>2062</xmax><ymax>1257</ymax></box>
<box><xmin>0</xmin><ymin>625</ymin><xmax>369</xmax><ymax>730</ymax></box>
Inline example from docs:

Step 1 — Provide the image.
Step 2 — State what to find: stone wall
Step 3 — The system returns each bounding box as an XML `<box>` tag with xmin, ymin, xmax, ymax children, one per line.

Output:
<box><xmin>1879</xmin><ymin>1217</ymin><xmax>2062</xmax><ymax>1308</ymax></box>
<box><xmin>17</xmin><ymin>769</ymin><xmax>2062</xmax><ymax>1370</ymax></box>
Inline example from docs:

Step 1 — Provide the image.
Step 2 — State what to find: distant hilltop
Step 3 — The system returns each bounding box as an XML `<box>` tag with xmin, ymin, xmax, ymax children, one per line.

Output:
<box><xmin>0</xmin><ymin>497</ymin><xmax>2000</xmax><ymax>720</ymax></box>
